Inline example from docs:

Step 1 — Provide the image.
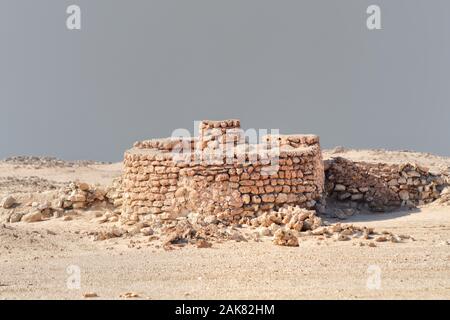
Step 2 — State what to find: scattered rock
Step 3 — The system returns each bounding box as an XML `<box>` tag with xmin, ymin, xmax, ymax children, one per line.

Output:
<box><xmin>375</xmin><ymin>236</ymin><xmax>387</xmax><ymax>242</ymax></box>
<box><xmin>22</xmin><ymin>211</ymin><xmax>43</xmax><ymax>223</ymax></box>
<box><xmin>273</xmin><ymin>229</ymin><xmax>299</xmax><ymax>247</ymax></box>
<box><xmin>82</xmin><ymin>292</ymin><xmax>98</xmax><ymax>298</ymax></box>
<box><xmin>120</xmin><ymin>292</ymin><xmax>140</xmax><ymax>298</ymax></box>
<box><xmin>337</xmin><ymin>234</ymin><xmax>351</xmax><ymax>241</ymax></box>
<box><xmin>140</xmin><ymin>227</ymin><xmax>154</xmax><ymax>236</ymax></box>
<box><xmin>196</xmin><ymin>239</ymin><xmax>212</xmax><ymax>248</ymax></box>
<box><xmin>1</xmin><ymin>196</ymin><xmax>16</xmax><ymax>209</ymax></box>
<box><xmin>230</xmin><ymin>231</ymin><xmax>247</xmax><ymax>242</ymax></box>
<box><xmin>9</xmin><ymin>212</ymin><xmax>24</xmax><ymax>223</ymax></box>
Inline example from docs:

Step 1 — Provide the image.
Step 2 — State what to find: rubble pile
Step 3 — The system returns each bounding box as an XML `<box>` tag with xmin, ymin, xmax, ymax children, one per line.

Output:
<box><xmin>247</xmin><ymin>205</ymin><xmax>414</xmax><ymax>247</ymax></box>
<box><xmin>1</xmin><ymin>181</ymin><xmax>123</xmax><ymax>224</ymax></box>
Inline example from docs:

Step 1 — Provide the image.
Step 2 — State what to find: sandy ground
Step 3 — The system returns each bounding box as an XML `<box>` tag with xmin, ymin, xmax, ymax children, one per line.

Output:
<box><xmin>0</xmin><ymin>149</ymin><xmax>449</xmax><ymax>300</ymax></box>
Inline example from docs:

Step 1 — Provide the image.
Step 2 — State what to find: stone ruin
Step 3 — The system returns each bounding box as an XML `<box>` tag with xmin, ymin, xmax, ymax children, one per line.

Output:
<box><xmin>324</xmin><ymin>157</ymin><xmax>446</xmax><ymax>212</ymax></box>
<box><xmin>113</xmin><ymin>119</ymin><xmax>449</xmax><ymax>247</ymax></box>
<box><xmin>119</xmin><ymin>119</ymin><xmax>449</xmax><ymax>227</ymax></box>
<box><xmin>120</xmin><ymin>119</ymin><xmax>325</xmax><ymax>226</ymax></box>
<box><xmin>2</xmin><ymin>119</ymin><xmax>448</xmax><ymax>247</ymax></box>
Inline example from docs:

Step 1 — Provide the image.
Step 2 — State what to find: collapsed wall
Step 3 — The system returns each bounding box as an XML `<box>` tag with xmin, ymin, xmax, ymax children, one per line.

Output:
<box><xmin>121</xmin><ymin>120</ymin><xmax>325</xmax><ymax>225</ymax></box>
<box><xmin>325</xmin><ymin>157</ymin><xmax>446</xmax><ymax>211</ymax></box>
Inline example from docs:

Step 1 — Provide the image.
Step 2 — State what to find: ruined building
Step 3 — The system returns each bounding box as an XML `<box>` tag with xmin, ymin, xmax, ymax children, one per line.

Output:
<box><xmin>121</xmin><ymin>120</ymin><xmax>325</xmax><ymax>224</ymax></box>
<box><xmin>119</xmin><ymin>119</ymin><xmax>447</xmax><ymax>226</ymax></box>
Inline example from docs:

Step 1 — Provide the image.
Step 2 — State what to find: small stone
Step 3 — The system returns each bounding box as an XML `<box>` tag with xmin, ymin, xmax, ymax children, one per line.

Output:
<box><xmin>273</xmin><ymin>229</ymin><xmax>299</xmax><ymax>247</ymax></box>
<box><xmin>63</xmin><ymin>215</ymin><xmax>73</xmax><ymax>221</ymax></box>
<box><xmin>390</xmin><ymin>235</ymin><xmax>401</xmax><ymax>243</ymax></box>
<box><xmin>9</xmin><ymin>212</ymin><xmax>24</xmax><ymax>223</ymax></box>
<box><xmin>140</xmin><ymin>227</ymin><xmax>154</xmax><ymax>236</ymax></box>
<box><xmin>22</xmin><ymin>211</ymin><xmax>43</xmax><ymax>223</ymax></box>
<box><xmin>111</xmin><ymin>227</ymin><xmax>124</xmax><ymax>238</ymax></box>
<box><xmin>337</xmin><ymin>234</ymin><xmax>351</xmax><ymax>241</ymax></box>
<box><xmin>83</xmin><ymin>292</ymin><xmax>98</xmax><ymax>298</ymax></box>
<box><xmin>334</xmin><ymin>184</ymin><xmax>346</xmax><ymax>191</ymax></box>
<box><xmin>230</xmin><ymin>232</ymin><xmax>246</xmax><ymax>242</ymax></box>
<box><xmin>37</xmin><ymin>202</ymin><xmax>51</xmax><ymax>211</ymax></box>
<box><xmin>338</xmin><ymin>192</ymin><xmax>351</xmax><ymax>200</ymax></box>
<box><xmin>399</xmin><ymin>190</ymin><xmax>409</xmax><ymax>201</ymax></box>
<box><xmin>368</xmin><ymin>242</ymin><xmax>377</xmax><ymax>247</ymax></box>
<box><xmin>78</xmin><ymin>182</ymin><xmax>90</xmax><ymax>191</ymax></box>
<box><xmin>196</xmin><ymin>239</ymin><xmax>212</xmax><ymax>248</ymax></box>
<box><xmin>311</xmin><ymin>227</ymin><xmax>327</xmax><ymax>236</ymax></box>
<box><xmin>351</xmin><ymin>194</ymin><xmax>363</xmax><ymax>201</ymax></box>
<box><xmin>2</xmin><ymin>196</ymin><xmax>16</xmax><ymax>209</ymax></box>
<box><xmin>375</xmin><ymin>236</ymin><xmax>387</xmax><ymax>242</ymax></box>
<box><xmin>68</xmin><ymin>193</ymin><xmax>87</xmax><ymax>202</ymax></box>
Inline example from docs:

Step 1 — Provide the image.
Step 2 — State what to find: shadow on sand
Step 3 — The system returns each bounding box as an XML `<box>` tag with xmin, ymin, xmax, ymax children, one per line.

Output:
<box><xmin>325</xmin><ymin>207</ymin><xmax>423</xmax><ymax>224</ymax></box>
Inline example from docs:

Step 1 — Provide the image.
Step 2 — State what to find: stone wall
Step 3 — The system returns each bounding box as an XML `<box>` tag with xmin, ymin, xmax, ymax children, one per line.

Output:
<box><xmin>120</xmin><ymin>120</ymin><xmax>325</xmax><ymax>225</ymax></box>
<box><xmin>324</xmin><ymin>157</ymin><xmax>446</xmax><ymax>211</ymax></box>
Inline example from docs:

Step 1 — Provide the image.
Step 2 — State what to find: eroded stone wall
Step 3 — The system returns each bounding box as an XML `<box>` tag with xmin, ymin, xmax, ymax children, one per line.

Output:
<box><xmin>324</xmin><ymin>157</ymin><xmax>446</xmax><ymax>211</ymax></box>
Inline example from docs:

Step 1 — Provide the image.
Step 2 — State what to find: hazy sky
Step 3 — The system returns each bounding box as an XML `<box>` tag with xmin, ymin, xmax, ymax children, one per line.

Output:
<box><xmin>1</xmin><ymin>0</ymin><xmax>449</xmax><ymax>161</ymax></box>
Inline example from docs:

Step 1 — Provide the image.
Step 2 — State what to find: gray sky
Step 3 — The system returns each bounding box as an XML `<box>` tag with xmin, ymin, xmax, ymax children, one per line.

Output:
<box><xmin>1</xmin><ymin>0</ymin><xmax>449</xmax><ymax>162</ymax></box>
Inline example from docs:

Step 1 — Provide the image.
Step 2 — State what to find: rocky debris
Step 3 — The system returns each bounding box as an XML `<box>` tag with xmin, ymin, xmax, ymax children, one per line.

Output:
<box><xmin>82</xmin><ymin>292</ymin><xmax>98</xmax><ymax>298</ymax></box>
<box><xmin>120</xmin><ymin>292</ymin><xmax>140</xmax><ymax>298</ymax></box>
<box><xmin>1</xmin><ymin>179</ymin><xmax>121</xmax><ymax>224</ymax></box>
<box><xmin>246</xmin><ymin>205</ymin><xmax>410</xmax><ymax>247</ymax></box>
<box><xmin>6</xmin><ymin>181</ymin><xmax>124</xmax><ymax>224</ymax></box>
<box><xmin>2</xmin><ymin>156</ymin><xmax>109</xmax><ymax>168</ymax></box>
<box><xmin>93</xmin><ymin>210</ymin><xmax>120</xmax><ymax>224</ymax></box>
<box><xmin>249</xmin><ymin>206</ymin><xmax>321</xmax><ymax>232</ymax></box>
<box><xmin>162</xmin><ymin>221</ymin><xmax>197</xmax><ymax>248</ymax></box>
<box><xmin>56</xmin><ymin>182</ymin><xmax>110</xmax><ymax>211</ymax></box>
<box><xmin>325</xmin><ymin>157</ymin><xmax>446</xmax><ymax>212</ymax></box>
<box><xmin>1</xmin><ymin>196</ymin><xmax>16</xmax><ymax>209</ymax></box>
<box><xmin>273</xmin><ymin>229</ymin><xmax>299</xmax><ymax>247</ymax></box>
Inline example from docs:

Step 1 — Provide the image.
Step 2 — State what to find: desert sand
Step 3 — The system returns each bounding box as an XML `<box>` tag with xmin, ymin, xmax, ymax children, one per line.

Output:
<box><xmin>1</xmin><ymin>149</ymin><xmax>449</xmax><ymax>300</ymax></box>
